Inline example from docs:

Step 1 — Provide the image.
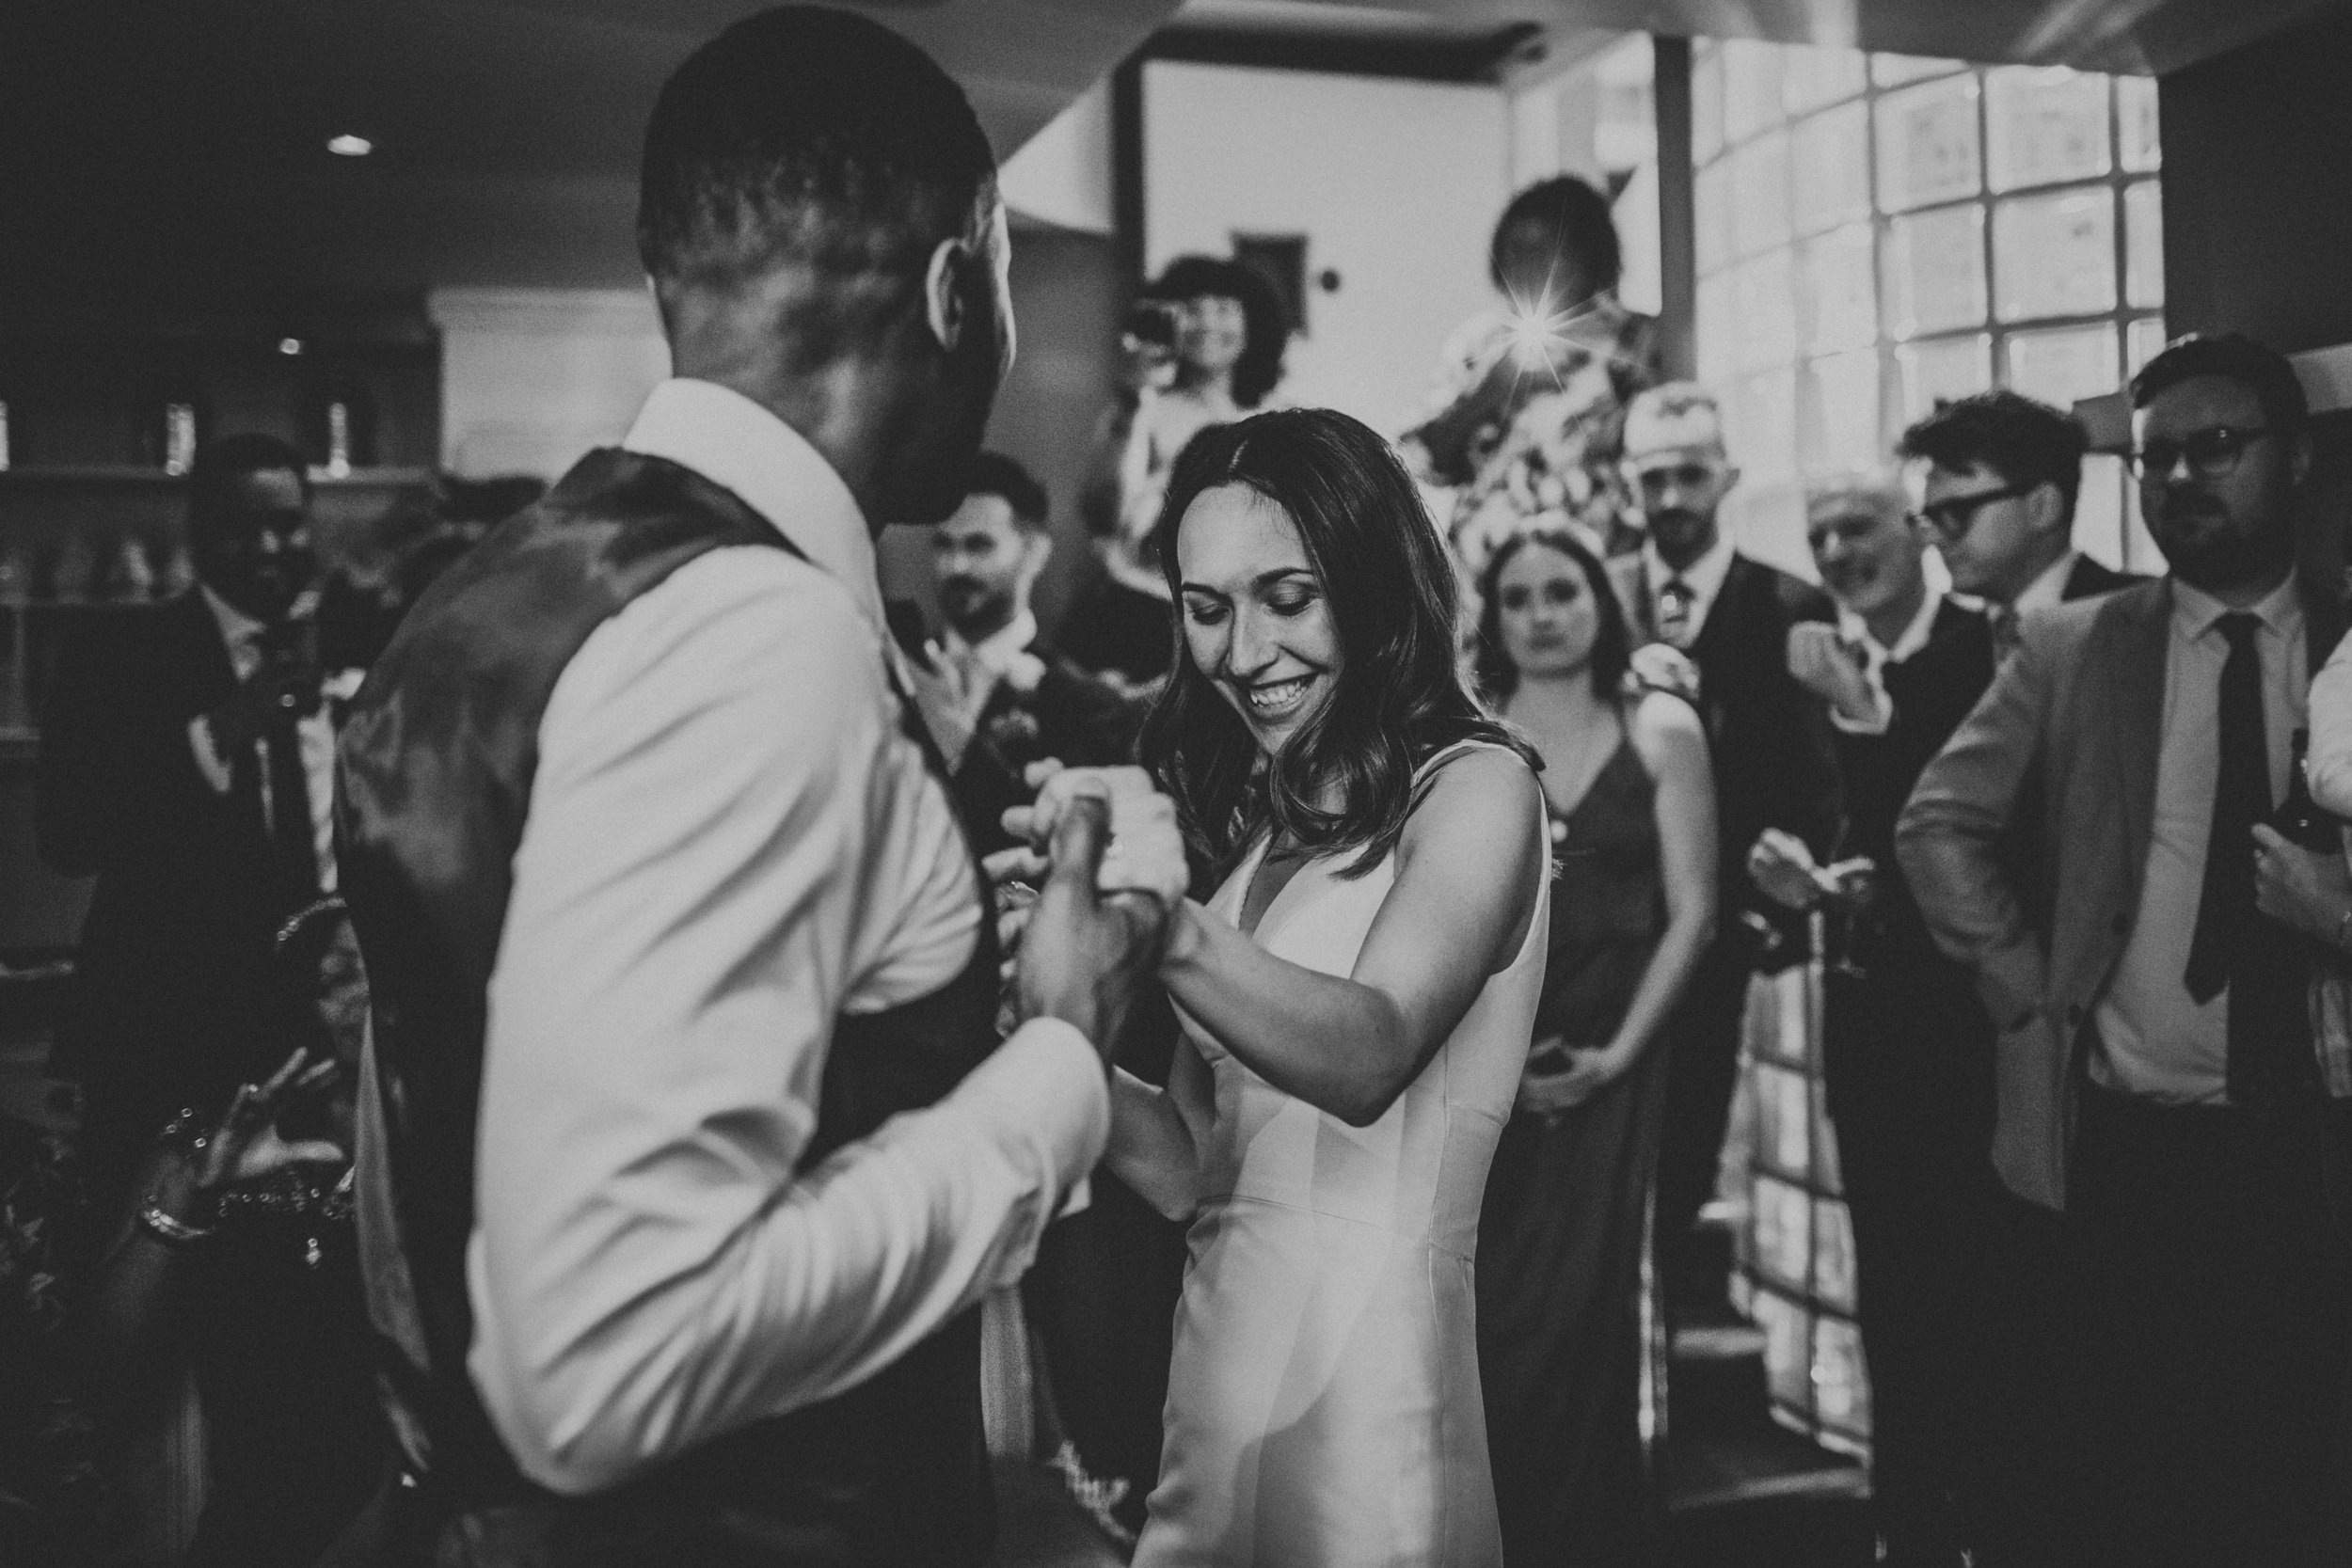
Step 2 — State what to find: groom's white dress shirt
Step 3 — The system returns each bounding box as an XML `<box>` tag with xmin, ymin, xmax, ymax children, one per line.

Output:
<box><xmin>469</xmin><ymin>378</ymin><xmax>1110</xmax><ymax>1495</ymax></box>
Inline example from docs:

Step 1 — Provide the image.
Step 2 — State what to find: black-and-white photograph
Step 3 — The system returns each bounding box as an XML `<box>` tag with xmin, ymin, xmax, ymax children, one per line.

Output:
<box><xmin>3</xmin><ymin>2</ymin><xmax>2351</xmax><ymax>1564</ymax></box>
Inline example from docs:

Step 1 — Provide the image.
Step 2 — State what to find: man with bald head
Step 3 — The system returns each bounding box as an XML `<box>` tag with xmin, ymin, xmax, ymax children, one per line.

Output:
<box><xmin>336</xmin><ymin>9</ymin><xmax>1177</xmax><ymax>1561</ymax></box>
<box><xmin>1755</xmin><ymin>470</ymin><xmax>1998</xmax><ymax>1566</ymax></box>
<box><xmin>1608</xmin><ymin>382</ymin><xmax>1841</xmax><ymax>1287</ymax></box>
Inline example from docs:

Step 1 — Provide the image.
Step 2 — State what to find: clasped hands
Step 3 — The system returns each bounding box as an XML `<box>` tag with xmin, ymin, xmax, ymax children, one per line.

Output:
<box><xmin>1517</xmin><ymin>1035</ymin><xmax>1636</xmax><ymax>1119</ymax></box>
<box><xmin>988</xmin><ymin>762</ymin><xmax>1192</xmax><ymax>1060</ymax></box>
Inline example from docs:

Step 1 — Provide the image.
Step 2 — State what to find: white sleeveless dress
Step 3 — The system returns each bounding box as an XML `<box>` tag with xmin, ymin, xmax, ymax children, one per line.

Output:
<box><xmin>1133</xmin><ymin>743</ymin><xmax>1549</xmax><ymax>1567</ymax></box>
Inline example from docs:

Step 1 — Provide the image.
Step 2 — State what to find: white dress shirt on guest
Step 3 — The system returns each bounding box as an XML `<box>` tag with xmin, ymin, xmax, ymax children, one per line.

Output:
<box><xmin>1825</xmin><ymin>582</ymin><xmax>1947</xmax><ymax>736</ymax></box>
<box><xmin>467</xmin><ymin>377</ymin><xmax>1110</xmax><ymax>1496</ymax></box>
<box><xmin>186</xmin><ymin>584</ymin><xmax>346</xmax><ymax>893</ymax></box>
<box><xmin>2093</xmin><ymin>574</ymin><xmax>2306</xmax><ymax>1106</ymax></box>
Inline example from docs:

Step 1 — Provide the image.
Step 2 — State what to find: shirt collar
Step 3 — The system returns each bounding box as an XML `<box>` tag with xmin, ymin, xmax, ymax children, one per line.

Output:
<box><xmin>2170</xmin><ymin>570</ymin><xmax>2303</xmax><ymax>645</ymax></box>
<box><xmin>1645</xmin><ymin>530</ymin><xmax>1737</xmax><ymax>606</ymax></box>
<box><xmin>2011</xmin><ymin>550</ymin><xmax>2080</xmax><ymax>617</ymax></box>
<box><xmin>943</xmin><ymin>608</ymin><xmax>1039</xmax><ymax>675</ymax></box>
<box><xmin>621</xmin><ymin>377</ymin><xmax>885</xmax><ymax>639</ymax></box>
<box><xmin>199</xmin><ymin>582</ymin><xmax>268</xmax><ymax>653</ymax></box>
<box><xmin>1838</xmin><ymin>583</ymin><xmax>1947</xmax><ymax>664</ymax></box>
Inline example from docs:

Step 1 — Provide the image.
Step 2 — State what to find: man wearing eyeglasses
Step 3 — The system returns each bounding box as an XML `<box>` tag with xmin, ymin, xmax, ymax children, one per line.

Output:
<box><xmin>1608</xmin><ymin>382</ymin><xmax>1841</xmax><ymax>1297</ymax></box>
<box><xmin>1899</xmin><ymin>333</ymin><xmax>2348</xmax><ymax>1567</ymax></box>
<box><xmin>1897</xmin><ymin>390</ymin><xmax>2137</xmax><ymax>652</ymax></box>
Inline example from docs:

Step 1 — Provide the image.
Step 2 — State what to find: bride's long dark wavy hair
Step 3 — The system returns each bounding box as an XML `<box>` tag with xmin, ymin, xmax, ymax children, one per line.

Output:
<box><xmin>1136</xmin><ymin>408</ymin><xmax>1535</xmax><ymax>879</ymax></box>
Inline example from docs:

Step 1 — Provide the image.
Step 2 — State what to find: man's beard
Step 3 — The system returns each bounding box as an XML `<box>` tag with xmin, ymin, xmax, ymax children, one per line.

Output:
<box><xmin>2153</xmin><ymin>503</ymin><xmax>2292</xmax><ymax>592</ymax></box>
<box><xmin>1646</xmin><ymin>509</ymin><xmax>1712</xmax><ymax>557</ymax></box>
<box><xmin>940</xmin><ymin>578</ymin><xmax>1011</xmax><ymax>639</ymax></box>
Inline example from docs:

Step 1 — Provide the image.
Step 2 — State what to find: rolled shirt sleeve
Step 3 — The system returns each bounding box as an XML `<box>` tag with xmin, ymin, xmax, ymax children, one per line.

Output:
<box><xmin>467</xmin><ymin>546</ymin><xmax>1108</xmax><ymax>1497</ymax></box>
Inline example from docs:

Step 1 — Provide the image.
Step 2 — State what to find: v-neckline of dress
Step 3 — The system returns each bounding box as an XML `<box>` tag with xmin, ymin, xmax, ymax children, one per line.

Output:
<box><xmin>1229</xmin><ymin>831</ymin><xmax>1318</xmax><ymax>946</ymax></box>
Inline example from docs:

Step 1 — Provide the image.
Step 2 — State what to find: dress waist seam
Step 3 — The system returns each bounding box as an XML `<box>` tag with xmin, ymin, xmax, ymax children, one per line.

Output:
<box><xmin>1190</xmin><ymin>1191</ymin><xmax>1476</xmax><ymax>1262</ymax></box>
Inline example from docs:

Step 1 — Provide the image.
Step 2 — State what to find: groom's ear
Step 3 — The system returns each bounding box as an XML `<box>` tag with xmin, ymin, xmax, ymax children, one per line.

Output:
<box><xmin>924</xmin><ymin>236</ymin><xmax>976</xmax><ymax>354</ymax></box>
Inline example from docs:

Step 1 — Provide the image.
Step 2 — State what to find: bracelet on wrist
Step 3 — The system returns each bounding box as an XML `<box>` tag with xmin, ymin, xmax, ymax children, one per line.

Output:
<box><xmin>136</xmin><ymin>1198</ymin><xmax>217</xmax><ymax>1248</ymax></box>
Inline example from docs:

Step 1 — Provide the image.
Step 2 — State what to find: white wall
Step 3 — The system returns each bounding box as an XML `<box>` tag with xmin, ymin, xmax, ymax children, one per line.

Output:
<box><xmin>1144</xmin><ymin>61</ymin><xmax>1509</xmax><ymax>437</ymax></box>
<box><xmin>428</xmin><ymin>287</ymin><xmax>671</xmax><ymax>480</ymax></box>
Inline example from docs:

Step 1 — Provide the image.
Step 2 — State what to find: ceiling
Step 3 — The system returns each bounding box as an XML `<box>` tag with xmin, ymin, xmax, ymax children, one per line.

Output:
<box><xmin>0</xmin><ymin>0</ymin><xmax>1184</xmax><ymax>305</ymax></box>
<box><xmin>1167</xmin><ymin>0</ymin><xmax>2351</xmax><ymax>78</ymax></box>
<box><xmin>3</xmin><ymin>0</ymin><xmax>2344</xmax><ymax>306</ymax></box>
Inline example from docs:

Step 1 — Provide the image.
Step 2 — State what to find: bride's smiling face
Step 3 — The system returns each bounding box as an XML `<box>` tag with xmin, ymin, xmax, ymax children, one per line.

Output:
<box><xmin>1175</xmin><ymin>483</ymin><xmax>1341</xmax><ymax>757</ymax></box>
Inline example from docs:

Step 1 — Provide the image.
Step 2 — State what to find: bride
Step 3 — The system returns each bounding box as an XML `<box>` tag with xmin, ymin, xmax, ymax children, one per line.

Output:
<box><xmin>1025</xmin><ymin>408</ymin><xmax>1548</xmax><ymax>1565</ymax></box>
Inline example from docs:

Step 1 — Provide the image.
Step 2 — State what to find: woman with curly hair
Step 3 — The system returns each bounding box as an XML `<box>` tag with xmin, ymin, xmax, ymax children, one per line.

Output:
<box><xmin>1079</xmin><ymin>407</ymin><xmax>1547</xmax><ymax>1564</ymax></box>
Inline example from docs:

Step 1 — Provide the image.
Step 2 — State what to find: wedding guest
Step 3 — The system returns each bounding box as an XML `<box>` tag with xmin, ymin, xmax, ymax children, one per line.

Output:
<box><xmin>905</xmin><ymin>451</ymin><xmax>1142</xmax><ymax>854</ymax></box>
<box><xmin>1752</xmin><ymin>471</ymin><xmax>1995</xmax><ymax>1568</ymax></box>
<box><xmin>1899</xmin><ymin>333</ymin><xmax>2350</xmax><ymax>1567</ymax></box>
<box><xmin>333</xmin><ymin>10</ymin><xmax>1182</xmax><ymax>1561</ymax></box>
<box><xmin>897</xmin><ymin>450</ymin><xmax>1167</xmax><ymax>1530</ymax></box>
<box><xmin>1896</xmin><ymin>390</ymin><xmax>2135</xmax><ymax>644</ymax></box>
<box><xmin>1886</xmin><ymin>389</ymin><xmax>2142</xmax><ymax>1563</ymax></box>
<box><xmin>1063</xmin><ymin>257</ymin><xmax>1288</xmax><ymax>689</ymax></box>
<box><xmin>1472</xmin><ymin>527</ymin><xmax>1715</xmax><ymax>1566</ymax></box>
<box><xmin>1607</xmin><ymin>384</ymin><xmax>1840</xmax><ymax>1285</ymax></box>
<box><xmin>1063</xmin><ymin>408</ymin><xmax>1548</xmax><ymax>1563</ymax></box>
<box><xmin>1406</xmin><ymin>175</ymin><xmax>1661</xmax><ymax>576</ymax></box>
<box><xmin>38</xmin><ymin>434</ymin><xmax>347</xmax><ymax>1215</ymax></box>
<box><xmin>82</xmin><ymin>900</ymin><xmax>377</xmax><ymax>1568</ymax></box>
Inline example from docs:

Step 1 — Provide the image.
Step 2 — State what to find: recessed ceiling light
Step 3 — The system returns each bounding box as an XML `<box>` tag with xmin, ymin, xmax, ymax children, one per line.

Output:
<box><xmin>327</xmin><ymin>134</ymin><xmax>373</xmax><ymax>157</ymax></box>
<box><xmin>279</xmin><ymin>338</ymin><xmax>304</xmax><ymax>356</ymax></box>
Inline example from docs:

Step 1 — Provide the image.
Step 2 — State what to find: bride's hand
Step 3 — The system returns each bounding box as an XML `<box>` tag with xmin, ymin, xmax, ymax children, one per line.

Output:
<box><xmin>1007</xmin><ymin>765</ymin><xmax>1190</xmax><ymax>909</ymax></box>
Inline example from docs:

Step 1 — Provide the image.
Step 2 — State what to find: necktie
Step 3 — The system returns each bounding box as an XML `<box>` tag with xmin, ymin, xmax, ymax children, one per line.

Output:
<box><xmin>2185</xmin><ymin>613</ymin><xmax>2298</xmax><ymax>1111</ymax></box>
<box><xmin>2183</xmin><ymin>606</ymin><xmax>2314</xmax><ymax>1109</ymax></box>
<box><xmin>1657</xmin><ymin>576</ymin><xmax>1697</xmax><ymax>650</ymax></box>
<box><xmin>2185</xmin><ymin>613</ymin><xmax>2266</xmax><ymax>1006</ymax></box>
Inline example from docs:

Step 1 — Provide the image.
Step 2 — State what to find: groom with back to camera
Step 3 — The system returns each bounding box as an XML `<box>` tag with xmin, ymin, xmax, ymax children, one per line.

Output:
<box><xmin>334</xmin><ymin>9</ymin><xmax>1179</xmax><ymax>1564</ymax></box>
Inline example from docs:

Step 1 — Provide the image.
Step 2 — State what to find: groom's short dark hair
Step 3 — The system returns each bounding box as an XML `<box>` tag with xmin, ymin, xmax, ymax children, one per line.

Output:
<box><xmin>637</xmin><ymin>7</ymin><xmax>996</xmax><ymax>305</ymax></box>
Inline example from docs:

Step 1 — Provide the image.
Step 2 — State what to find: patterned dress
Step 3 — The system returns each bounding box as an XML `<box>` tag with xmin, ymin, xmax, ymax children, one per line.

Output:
<box><xmin>1414</xmin><ymin>293</ymin><xmax>1661</xmax><ymax>579</ymax></box>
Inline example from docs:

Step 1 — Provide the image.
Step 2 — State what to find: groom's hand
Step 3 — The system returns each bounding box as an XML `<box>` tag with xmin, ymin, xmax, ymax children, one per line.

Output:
<box><xmin>1017</xmin><ymin>784</ymin><xmax>1170</xmax><ymax>1060</ymax></box>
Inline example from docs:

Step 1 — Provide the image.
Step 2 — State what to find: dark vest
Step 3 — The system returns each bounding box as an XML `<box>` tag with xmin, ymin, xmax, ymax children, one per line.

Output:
<box><xmin>338</xmin><ymin>449</ymin><xmax>1000</xmax><ymax>1565</ymax></box>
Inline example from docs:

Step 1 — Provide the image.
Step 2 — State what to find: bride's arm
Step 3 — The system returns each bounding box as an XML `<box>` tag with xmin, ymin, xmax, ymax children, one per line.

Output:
<box><xmin>1104</xmin><ymin>1036</ymin><xmax>1213</xmax><ymax>1221</ymax></box>
<box><xmin>1159</xmin><ymin>749</ymin><xmax>1545</xmax><ymax>1128</ymax></box>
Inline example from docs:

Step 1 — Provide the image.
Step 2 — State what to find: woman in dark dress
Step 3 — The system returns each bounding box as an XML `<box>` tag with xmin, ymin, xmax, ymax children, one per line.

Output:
<box><xmin>1473</xmin><ymin>528</ymin><xmax>1717</xmax><ymax>1565</ymax></box>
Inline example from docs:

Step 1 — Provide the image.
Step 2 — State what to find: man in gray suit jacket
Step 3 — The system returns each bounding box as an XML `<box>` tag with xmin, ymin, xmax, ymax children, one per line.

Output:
<box><xmin>1898</xmin><ymin>334</ymin><xmax>2347</xmax><ymax>1567</ymax></box>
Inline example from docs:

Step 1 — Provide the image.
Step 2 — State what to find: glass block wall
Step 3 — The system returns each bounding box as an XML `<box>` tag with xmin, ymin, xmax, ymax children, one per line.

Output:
<box><xmin>1692</xmin><ymin>40</ymin><xmax>2166</xmax><ymax>580</ymax></box>
<box><xmin>1692</xmin><ymin>39</ymin><xmax>2163</xmax><ymax>1459</ymax></box>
